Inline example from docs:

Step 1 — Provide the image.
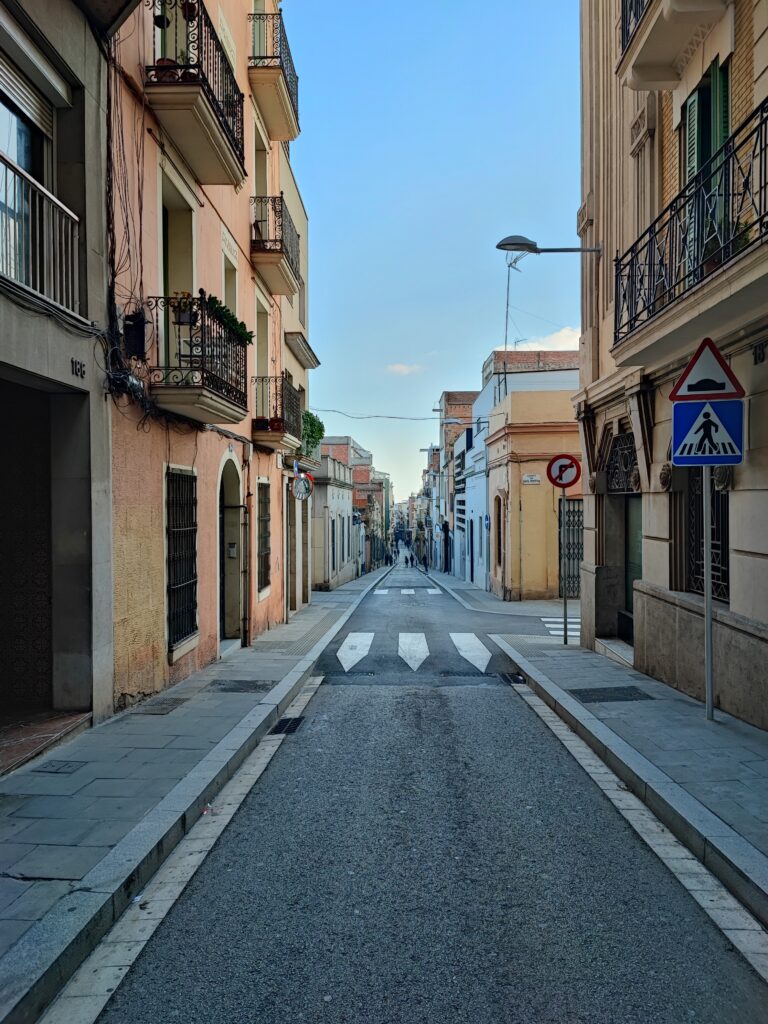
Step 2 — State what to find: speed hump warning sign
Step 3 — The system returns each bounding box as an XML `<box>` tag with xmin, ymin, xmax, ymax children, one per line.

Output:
<box><xmin>546</xmin><ymin>454</ymin><xmax>581</xmax><ymax>489</ymax></box>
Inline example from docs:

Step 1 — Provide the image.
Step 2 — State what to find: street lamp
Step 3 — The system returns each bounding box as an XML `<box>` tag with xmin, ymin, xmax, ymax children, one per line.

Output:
<box><xmin>496</xmin><ymin>234</ymin><xmax>601</xmax><ymax>255</ymax></box>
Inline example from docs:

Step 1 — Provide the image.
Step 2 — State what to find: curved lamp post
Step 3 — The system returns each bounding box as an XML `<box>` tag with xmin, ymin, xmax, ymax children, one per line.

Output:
<box><xmin>496</xmin><ymin>234</ymin><xmax>601</xmax><ymax>255</ymax></box>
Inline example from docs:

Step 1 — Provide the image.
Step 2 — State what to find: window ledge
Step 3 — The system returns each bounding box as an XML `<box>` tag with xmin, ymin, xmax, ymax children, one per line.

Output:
<box><xmin>258</xmin><ymin>585</ymin><xmax>272</xmax><ymax>602</ymax></box>
<box><xmin>168</xmin><ymin>632</ymin><xmax>200</xmax><ymax>664</ymax></box>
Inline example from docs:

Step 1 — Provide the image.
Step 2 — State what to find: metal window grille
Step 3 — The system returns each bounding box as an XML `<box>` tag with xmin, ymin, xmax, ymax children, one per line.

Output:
<box><xmin>166</xmin><ymin>469</ymin><xmax>197</xmax><ymax>649</ymax></box>
<box><xmin>687</xmin><ymin>468</ymin><xmax>730</xmax><ymax>602</ymax></box>
<box><xmin>559</xmin><ymin>498</ymin><xmax>584</xmax><ymax>599</ymax></box>
<box><xmin>258</xmin><ymin>482</ymin><xmax>271</xmax><ymax>590</ymax></box>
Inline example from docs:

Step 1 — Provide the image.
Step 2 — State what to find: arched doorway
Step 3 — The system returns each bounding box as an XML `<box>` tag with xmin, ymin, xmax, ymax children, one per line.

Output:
<box><xmin>219</xmin><ymin>461</ymin><xmax>242</xmax><ymax>647</ymax></box>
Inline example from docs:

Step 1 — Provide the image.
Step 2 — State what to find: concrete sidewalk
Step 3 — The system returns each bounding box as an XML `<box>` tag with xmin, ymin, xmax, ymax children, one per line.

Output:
<box><xmin>0</xmin><ymin>568</ymin><xmax>389</xmax><ymax>1024</ymax></box>
<box><xmin>429</xmin><ymin>569</ymin><xmax>582</xmax><ymax>620</ymax></box>
<box><xmin>491</xmin><ymin>630</ymin><xmax>768</xmax><ymax>931</ymax></box>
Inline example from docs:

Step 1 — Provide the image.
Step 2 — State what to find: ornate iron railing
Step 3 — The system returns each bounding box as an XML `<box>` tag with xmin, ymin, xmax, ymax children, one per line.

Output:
<box><xmin>253</xmin><ymin>373</ymin><xmax>302</xmax><ymax>440</ymax></box>
<box><xmin>0</xmin><ymin>151</ymin><xmax>79</xmax><ymax>312</ymax></box>
<box><xmin>146</xmin><ymin>0</ymin><xmax>244</xmax><ymax>168</ymax></box>
<box><xmin>248</xmin><ymin>12</ymin><xmax>299</xmax><ymax>125</ymax></box>
<box><xmin>615</xmin><ymin>101</ymin><xmax>768</xmax><ymax>344</ymax></box>
<box><xmin>621</xmin><ymin>0</ymin><xmax>650</xmax><ymax>52</ymax></box>
<box><xmin>250</xmin><ymin>195</ymin><xmax>301</xmax><ymax>282</ymax></box>
<box><xmin>148</xmin><ymin>290</ymin><xmax>248</xmax><ymax>409</ymax></box>
<box><xmin>559</xmin><ymin>498</ymin><xmax>583</xmax><ymax>599</ymax></box>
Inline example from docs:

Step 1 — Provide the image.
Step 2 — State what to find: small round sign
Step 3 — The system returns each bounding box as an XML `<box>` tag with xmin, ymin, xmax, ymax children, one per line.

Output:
<box><xmin>292</xmin><ymin>475</ymin><xmax>313</xmax><ymax>501</ymax></box>
<box><xmin>546</xmin><ymin>454</ymin><xmax>581</xmax><ymax>489</ymax></box>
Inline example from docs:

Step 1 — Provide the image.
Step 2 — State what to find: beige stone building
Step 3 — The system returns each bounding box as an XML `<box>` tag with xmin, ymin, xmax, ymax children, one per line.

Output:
<box><xmin>578</xmin><ymin>0</ymin><xmax>768</xmax><ymax>726</ymax></box>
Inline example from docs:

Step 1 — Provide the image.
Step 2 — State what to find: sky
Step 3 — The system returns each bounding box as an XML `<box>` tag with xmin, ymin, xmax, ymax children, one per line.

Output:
<box><xmin>288</xmin><ymin>0</ymin><xmax>581</xmax><ymax>500</ymax></box>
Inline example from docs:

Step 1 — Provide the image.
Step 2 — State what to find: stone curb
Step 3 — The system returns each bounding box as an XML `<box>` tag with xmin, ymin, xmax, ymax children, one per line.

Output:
<box><xmin>490</xmin><ymin>635</ymin><xmax>768</xmax><ymax>931</ymax></box>
<box><xmin>0</xmin><ymin>568</ymin><xmax>390</xmax><ymax>1024</ymax></box>
<box><xmin>427</xmin><ymin>574</ymin><xmax>524</xmax><ymax>616</ymax></box>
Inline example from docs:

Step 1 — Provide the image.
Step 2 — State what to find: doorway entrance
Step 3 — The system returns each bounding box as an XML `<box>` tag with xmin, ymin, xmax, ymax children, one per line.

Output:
<box><xmin>469</xmin><ymin>518</ymin><xmax>475</xmax><ymax>583</ymax></box>
<box><xmin>621</xmin><ymin>495</ymin><xmax>643</xmax><ymax>642</ymax></box>
<box><xmin>218</xmin><ymin>461</ymin><xmax>242</xmax><ymax>647</ymax></box>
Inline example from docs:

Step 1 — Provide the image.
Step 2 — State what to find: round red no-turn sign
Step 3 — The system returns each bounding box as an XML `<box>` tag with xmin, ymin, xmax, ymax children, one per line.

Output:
<box><xmin>546</xmin><ymin>454</ymin><xmax>581</xmax><ymax>489</ymax></box>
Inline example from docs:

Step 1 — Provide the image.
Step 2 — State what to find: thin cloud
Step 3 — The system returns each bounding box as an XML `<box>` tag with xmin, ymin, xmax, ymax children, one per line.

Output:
<box><xmin>499</xmin><ymin>326</ymin><xmax>580</xmax><ymax>352</ymax></box>
<box><xmin>386</xmin><ymin>363</ymin><xmax>424</xmax><ymax>376</ymax></box>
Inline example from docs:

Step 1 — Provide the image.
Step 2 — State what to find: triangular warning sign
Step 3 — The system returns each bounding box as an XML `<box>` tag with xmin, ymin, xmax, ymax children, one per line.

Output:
<box><xmin>670</xmin><ymin>337</ymin><xmax>745</xmax><ymax>401</ymax></box>
<box><xmin>673</xmin><ymin>403</ymin><xmax>741</xmax><ymax>459</ymax></box>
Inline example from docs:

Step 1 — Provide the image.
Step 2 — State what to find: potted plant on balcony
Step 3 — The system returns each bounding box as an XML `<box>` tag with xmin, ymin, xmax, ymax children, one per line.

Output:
<box><xmin>154</xmin><ymin>56</ymin><xmax>179</xmax><ymax>83</ymax></box>
<box><xmin>172</xmin><ymin>291</ymin><xmax>198</xmax><ymax>326</ymax></box>
<box><xmin>269</xmin><ymin>414</ymin><xmax>285</xmax><ymax>432</ymax></box>
<box><xmin>205</xmin><ymin>295</ymin><xmax>254</xmax><ymax>345</ymax></box>
<box><xmin>180</xmin><ymin>1</ymin><xmax>197</xmax><ymax>19</ymax></box>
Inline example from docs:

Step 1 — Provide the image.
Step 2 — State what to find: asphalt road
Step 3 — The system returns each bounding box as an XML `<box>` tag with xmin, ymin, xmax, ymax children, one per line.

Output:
<box><xmin>98</xmin><ymin>568</ymin><xmax>768</xmax><ymax>1023</ymax></box>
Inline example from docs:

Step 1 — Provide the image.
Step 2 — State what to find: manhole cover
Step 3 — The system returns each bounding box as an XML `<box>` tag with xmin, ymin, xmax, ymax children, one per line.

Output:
<box><xmin>207</xmin><ymin>680</ymin><xmax>273</xmax><ymax>693</ymax></box>
<box><xmin>271</xmin><ymin>716</ymin><xmax>304</xmax><ymax>735</ymax></box>
<box><xmin>571</xmin><ymin>686</ymin><xmax>654</xmax><ymax>704</ymax></box>
<box><xmin>32</xmin><ymin>760</ymin><xmax>86</xmax><ymax>775</ymax></box>
<box><xmin>131</xmin><ymin>697</ymin><xmax>188</xmax><ymax>715</ymax></box>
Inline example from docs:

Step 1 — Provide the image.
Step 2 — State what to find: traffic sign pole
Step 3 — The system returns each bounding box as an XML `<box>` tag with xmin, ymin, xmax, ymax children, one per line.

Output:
<box><xmin>703</xmin><ymin>466</ymin><xmax>714</xmax><ymax>721</ymax></box>
<box><xmin>561</xmin><ymin>489</ymin><xmax>568</xmax><ymax>646</ymax></box>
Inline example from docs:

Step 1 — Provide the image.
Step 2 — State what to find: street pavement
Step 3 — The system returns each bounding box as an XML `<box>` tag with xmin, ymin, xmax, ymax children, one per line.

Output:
<box><xmin>94</xmin><ymin>566</ymin><xmax>768</xmax><ymax>1023</ymax></box>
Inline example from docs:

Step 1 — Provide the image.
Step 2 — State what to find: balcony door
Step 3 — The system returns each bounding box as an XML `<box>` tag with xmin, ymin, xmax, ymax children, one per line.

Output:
<box><xmin>161</xmin><ymin>173</ymin><xmax>193</xmax><ymax>367</ymax></box>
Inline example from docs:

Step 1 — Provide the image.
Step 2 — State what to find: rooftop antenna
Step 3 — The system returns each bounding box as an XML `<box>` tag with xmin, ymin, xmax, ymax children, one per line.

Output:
<box><xmin>503</xmin><ymin>251</ymin><xmax>528</xmax><ymax>395</ymax></box>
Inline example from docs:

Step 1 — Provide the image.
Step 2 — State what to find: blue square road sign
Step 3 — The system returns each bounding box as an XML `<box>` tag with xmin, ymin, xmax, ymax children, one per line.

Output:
<box><xmin>672</xmin><ymin>400</ymin><xmax>744</xmax><ymax>466</ymax></box>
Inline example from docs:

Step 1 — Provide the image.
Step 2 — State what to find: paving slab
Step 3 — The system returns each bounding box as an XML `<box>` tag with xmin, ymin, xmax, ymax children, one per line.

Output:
<box><xmin>0</xmin><ymin>566</ymin><xmax>390</xmax><ymax>1024</ymax></box>
<box><xmin>491</xmin><ymin>628</ymin><xmax>768</xmax><ymax>931</ymax></box>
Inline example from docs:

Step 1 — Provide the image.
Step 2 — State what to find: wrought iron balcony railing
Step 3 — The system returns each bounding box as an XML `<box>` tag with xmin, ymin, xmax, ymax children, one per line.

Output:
<box><xmin>253</xmin><ymin>372</ymin><xmax>302</xmax><ymax>440</ymax></box>
<box><xmin>615</xmin><ymin>100</ymin><xmax>768</xmax><ymax>344</ymax></box>
<box><xmin>248</xmin><ymin>12</ymin><xmax>299</xmax><ymax>124</ymax></box>
<box><xmin>621</xmin><ymin>0</ymin><xmax>651</xmax><ymax>52</ymax></box>
<box><xmin>0</xmin><ymin>151</ymin><xmax>79</xmax><ymax>312</ymax></box>
<box><xmin>148</xmin><ymin>290</ymin><xmax>248</xmax><ymax>409</ymax></box>
<box><xmin>146</xmin><ymin>0</ymin><xmax>244</xmax><ymax>168</ymax></box>
<box><xmin>250</xmin><ymin>195</ymin><xmax>301</xmax><ymax>282</ymax></box>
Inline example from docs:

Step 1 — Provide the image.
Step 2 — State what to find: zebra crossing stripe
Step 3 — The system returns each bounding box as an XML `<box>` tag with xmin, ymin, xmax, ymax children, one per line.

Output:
<box><xmin>401</xmin><ymin>589</ymin><xmax>415</xmax><ymax>595</ymax></box>
<box><xmin>398</xmin><ymin>633</ymin><xmax>429</xmax><ymax>671</ymax></box>
<box><xmin>449</xmin><ymin>633</ymin><xmax>492</xmax><ymax>672</ymax></box>
<box><xmin>374</xmin><ymin>590</ymin><xmax>389</xmax><ymax>595</ymax></box>
<box><xmin>336</xmin><ymin>633</ymin><xmax>375</xmax><ymax>672</ymax></box>
<box><xmin>427</xmin><ymin>589</ymin><xmax>440</xmax><ymax>595</ymax></box>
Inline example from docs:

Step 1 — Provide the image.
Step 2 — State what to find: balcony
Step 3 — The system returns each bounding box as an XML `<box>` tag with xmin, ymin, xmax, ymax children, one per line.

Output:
<box><xmin>145</xmin><ymin>0</ymin><xmax>245</xmax><ymax>185</ymax></box>
<box><xmin>252</xmin><ymin>373</ymin><xmax>302</xmax><ymax>451</ymax></box>
<box><xmin>619</xmin><ymin>0</ymin><xmax>727</xmax><ymax>89</ymax></box>
<box><xmin>0</xmin><ymin>152</ymin><xmax>79</xmax><ymax>313</ymax></box>
<box><xmin>247</xmin><ymin>13</ymin><xmax>299</xmax><ymax>141</ymax></box>
<box><xmin>250</xmin><ymin>196</ymin><xmax>300</xmax><ymax>296</ymax></box>
<box><xmin>147</xmin><ymin>291</ymin><xmax>249</xmax><ymax>424</ymax></box>
<box><xmin>614</xmin><ymin>102</ymin><xmax>768</xmax><ymax>365</ymax></box>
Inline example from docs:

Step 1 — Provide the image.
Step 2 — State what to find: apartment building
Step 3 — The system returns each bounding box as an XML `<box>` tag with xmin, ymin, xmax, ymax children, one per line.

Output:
<box><xmin>321</xmin><ymin>436</ymin><xmax>389</xmax><ymax>570</ymax></box>
<box><xmin>312</xmin><ymin>456</ymin><xmax>355</xmax><ymax>591</ymax></box>
<box><xmin>435</xmin><ymin>391</ymin><xmax>479</xmax><ymax>572</ymax></box>
<box><xmin>0</xmin><ymin>0</ymin><xmax>139</xmax><ymax>755</ymax></box>
<box><xmin>579</xmin><ymin>0</ymin><xmax>768</xmax><ymax>726</ymax></box>
<box><xmin>109</xmin><ymin>0</ymin><xmax>317</xmax><ymax>707</ymax></box>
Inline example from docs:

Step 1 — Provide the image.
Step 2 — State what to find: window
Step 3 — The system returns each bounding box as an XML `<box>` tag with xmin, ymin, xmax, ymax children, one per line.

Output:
<box><xmin>682</xmin><ymin>59</ymin><xmax>730</xmax><ymax>185</ymax></box>
<box><xmin>224</xmin><ymin>255</ymin><xmax>237</xmax><ymax>313</ymax></box>
<box><xmin>687</xmin><ymin>468</ymin><xmax>729</xmax><ymax>602</ymax></box>
<box><xmin>166</xmin><ymin>469</ymin><xmax>197</xmax><ymax>649</ymax></box>
<box><xmin>299</xmin><ymin>275</ymin><xmax>306</xmax><ymax>327</ymax></box>
<box><xmin>331</xmin><ymin>518</ymin><xmax>336</xmax><ymax>572</ymax></box>
<box><xmin>258</xmin><ymin>482</ymin><xmax>271</xmax><ymax>590</ymax></box>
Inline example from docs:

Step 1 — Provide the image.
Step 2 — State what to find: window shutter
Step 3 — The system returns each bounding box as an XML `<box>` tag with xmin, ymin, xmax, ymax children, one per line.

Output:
<box><xmin>711</xmin><ymin>60</ymin><xmax>730</xmax><ymax>153</ymax></box>
<box><xmin>684</xmin><ymin>92</ymin><xmax>700</xmax><ymax>183</ymax></box>
<box><xmin>0</xmin><ymin>50</ymin><xmax>52</xmax><ymax>137</ymax></box>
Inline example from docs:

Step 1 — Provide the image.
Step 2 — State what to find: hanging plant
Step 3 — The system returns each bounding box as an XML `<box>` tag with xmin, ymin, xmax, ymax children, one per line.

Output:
<box><xmin>180</xmin><ymin>1</ymin><xmax>198</xmax><ymax>20</ymax></box>
<box><xmin>301</xmin><ymin>410</ymin><xmax>325</xmax><ymax>456</ymax></box>
<box><xmin>205</xmin><ymin>294</ymin><xmax>254</xmax><ymax>345</ymax></box>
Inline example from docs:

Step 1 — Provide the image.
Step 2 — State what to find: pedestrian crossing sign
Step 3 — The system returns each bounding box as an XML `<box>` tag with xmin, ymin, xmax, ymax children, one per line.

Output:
<box><xmin>672</xmin><ymin>400</ymin><xmax>743</xmax><ymax>466</ymax></box>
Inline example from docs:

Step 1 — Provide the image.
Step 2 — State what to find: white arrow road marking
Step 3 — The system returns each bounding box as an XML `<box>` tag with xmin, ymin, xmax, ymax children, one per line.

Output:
<box><xmin>449</xmin><ymin>633</ymin><xmax>492</xmax><ymax>672</ymax></box>
<box><xmin>336</xmin><ymin>632</ymin><xmax>375</xmax><ymax>672</ymax></box>
<box><xmin>427</xmin><ymin>589</ymin><xmax>440</xmax><ymax>595</ymax></box>
<box><xmin>398</xmin><ymin>633</ymin><xmax>429</xmax><ymax>672</ymax></box>
<box><xmin>374</xmin><ymin>590</ymin><xmax>389</xmax><ymax>595</ymax></box>
<box><xmin>401</xmin><ymin>589</ymin><xmax>415</xmax><ymax>595</ymax></box>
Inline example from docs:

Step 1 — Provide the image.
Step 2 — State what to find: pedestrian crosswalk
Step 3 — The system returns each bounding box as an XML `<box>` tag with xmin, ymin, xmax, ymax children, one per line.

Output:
<box><xmin>541</xmin><ymin>617</ymin><xmax>581</xmax><ymax>637</ymax></box>
<box><xmin>334</xmin><ymin>631</ymin><xmax>496</xmax><ymax>674</ymax></box>
<box><xmin>374</xmin><ymin>589</ymin><xmax>442</xmax><ymax>596</ymax></box>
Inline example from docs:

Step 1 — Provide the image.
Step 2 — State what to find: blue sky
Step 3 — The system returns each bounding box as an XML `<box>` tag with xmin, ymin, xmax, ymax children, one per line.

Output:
<box><xmin>289</xmin><ymin>0</ymin><xmax>581</xmax><ymax>499</ymax></box>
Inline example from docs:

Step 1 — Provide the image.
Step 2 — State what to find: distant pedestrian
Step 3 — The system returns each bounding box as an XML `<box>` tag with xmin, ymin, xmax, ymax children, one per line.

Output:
<box><xmin>422</xmin><ymin>555</ymin><xmax>428</xmax><ymax>572</ymax></box>
<box><xmin>410</xmin><ymin>555</ymin><xmax>415</xmax><ymax>568</ymax></box>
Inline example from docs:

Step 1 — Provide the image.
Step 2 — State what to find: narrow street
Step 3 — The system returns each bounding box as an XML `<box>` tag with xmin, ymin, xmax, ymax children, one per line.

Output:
<box><xmin>95</xmin><ymin>569</ymin><xmax>768</xmax><ymax>1024</ymax></box>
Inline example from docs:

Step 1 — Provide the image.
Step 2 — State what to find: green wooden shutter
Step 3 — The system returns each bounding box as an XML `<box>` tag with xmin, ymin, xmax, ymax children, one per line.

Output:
<box><xmin>684</xmin><ymin>92</ymin><xmax>700</xmax><ymax>183</ymax></box>
<box><xmin>711</xmin><ymin>60</ymin><xmax>730</xmax><ymax>152</ymax></box>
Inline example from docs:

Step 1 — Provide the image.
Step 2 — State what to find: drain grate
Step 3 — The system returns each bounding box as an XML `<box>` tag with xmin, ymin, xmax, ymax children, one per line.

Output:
<box><xmin>271</xmin><ymin>716</ymin><xmax>304</xmax><ymax>735</ymax></box>
<box><xmin>32</xmin><ymin>760</ymin><xmax>86</xmax><ymax>775</ymax></box>
<box><xmin>571</xmin><ymin>686</ymin><xmax>655</xmax><ymax>704</ymax></box>
<box><xmin>131</xmin><ymin>697</ymin><xmax>188</xmax><ymax>715</ymax></box>
<box><xmin>206</xmin><ymin>679</ymin><xmax>273</xmax><ymax>694</ymax></box>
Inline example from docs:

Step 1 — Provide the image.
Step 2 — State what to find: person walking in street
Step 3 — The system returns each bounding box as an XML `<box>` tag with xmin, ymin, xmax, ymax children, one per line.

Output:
<box><xmin>422</xmin><ymin>555</ymin><xmax>428</xmax><ymax>573</ymax></box>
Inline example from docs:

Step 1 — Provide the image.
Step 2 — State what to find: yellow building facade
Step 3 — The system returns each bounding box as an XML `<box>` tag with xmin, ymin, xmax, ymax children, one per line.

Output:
<box><xmin>579</xmin><ymin>0</ymin><xmax>768</xmax><ymax>726</ymax></box>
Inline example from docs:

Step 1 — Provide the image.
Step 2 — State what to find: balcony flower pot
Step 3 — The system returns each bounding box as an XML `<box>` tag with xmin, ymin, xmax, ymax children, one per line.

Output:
<box><xmin>269</xmin><ymin>417</ymin><xmax>285</xmax><ymax>432</ymax></box>
<box><xmin>180</xmin><ymin>1</ymin><xmax>197</xmax><ymax>19</ymax></box>
<box><xmin>179</xmin><ymin>66</ymin><xmax>199</xmax><ymax>82</ymax></box>
<box><xmin>154</xmin><ymin>57</ymin><xmax>178</xmax><ymax>83</ymax></box>
<box><xmin>153</xmin><ymin>13</ymin><xmax>171</xmax><ymax>28</ymax></box>
<box><xmin>253</xmin><ymin>417</ymin><xmax>269</xmax><ymax>431</ymax></box>
<box><xmin>173</xmin><ymin>307</ymin><xmax>198</xmax><ymax>326</ymax></box>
